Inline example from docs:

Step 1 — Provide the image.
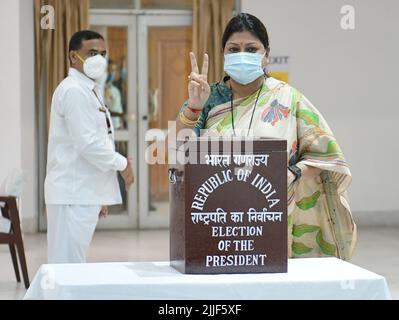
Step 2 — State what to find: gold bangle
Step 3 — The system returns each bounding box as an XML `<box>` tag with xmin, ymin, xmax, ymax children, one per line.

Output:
<box><xmin>179</xmin><ymin>112</ymin><xmax>197</xmax><ymax>127</ymax></box>
<box><xmin>179</xmin><ymin>111</ymin><xmax>198</xmax><ymax>127</ymax></box>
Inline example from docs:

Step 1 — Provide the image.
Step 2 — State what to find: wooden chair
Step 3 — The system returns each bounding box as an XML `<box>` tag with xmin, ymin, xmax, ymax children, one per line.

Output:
<box><xmin>0</xmin><ymin>196</ymin><xmax>29</xmax><ymax>289</ymax></box>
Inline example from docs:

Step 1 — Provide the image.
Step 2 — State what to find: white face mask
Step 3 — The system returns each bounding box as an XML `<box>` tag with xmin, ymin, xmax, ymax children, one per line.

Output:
<box><xmin>76</xmin><ymin>53</ymin><xmax>108</xmax><ymax>80</ymax></box>
<box><xmin>224</xmin><ymin>52</ymin><xmax>266</xmax><ymax>85</ymax></box>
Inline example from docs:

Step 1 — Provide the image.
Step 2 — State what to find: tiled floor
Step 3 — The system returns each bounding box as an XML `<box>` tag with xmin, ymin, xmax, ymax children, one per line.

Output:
<box><xmin>0</xmin><ymin>226</ymin><xmax>398</xmax><ymax>300</ymax></box>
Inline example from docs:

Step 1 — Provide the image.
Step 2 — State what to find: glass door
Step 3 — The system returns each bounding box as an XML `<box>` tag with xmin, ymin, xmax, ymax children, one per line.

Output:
<box><xmin>90</xmin><ymin>12</ymin><xmax>138</xmax><ymax>229</ymax></box>
<box><xmin>137</xmin><ymin>13</ymin><xmax>192</xmax><ymax>228</ymax></box>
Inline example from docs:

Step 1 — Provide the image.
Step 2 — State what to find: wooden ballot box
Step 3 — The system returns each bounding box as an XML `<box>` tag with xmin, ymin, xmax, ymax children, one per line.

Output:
<box><xmin>169</xmin><ymin>137</ymin><xmax>287</xmax><ymax>274</ymax></box>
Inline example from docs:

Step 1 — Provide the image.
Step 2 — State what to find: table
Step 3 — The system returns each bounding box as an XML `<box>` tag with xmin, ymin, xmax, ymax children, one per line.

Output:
<box><xmin>24</xmin><ymin>258</ymin><xmax>391</xmax><ymax>300</ymax></box>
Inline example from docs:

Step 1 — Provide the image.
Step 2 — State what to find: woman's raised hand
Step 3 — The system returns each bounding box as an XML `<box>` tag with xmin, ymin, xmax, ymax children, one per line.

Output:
<box><xmin>187</xmin><ymin>52</ymin><xmax>211</xmax><ymax>110</ymax></box>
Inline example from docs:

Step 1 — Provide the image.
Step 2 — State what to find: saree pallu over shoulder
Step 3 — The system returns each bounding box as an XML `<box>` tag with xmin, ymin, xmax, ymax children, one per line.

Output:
<box><xmin>291</xmin><ymin>93</ymin><xmax>357</xmax><ymax>260</ymax></box>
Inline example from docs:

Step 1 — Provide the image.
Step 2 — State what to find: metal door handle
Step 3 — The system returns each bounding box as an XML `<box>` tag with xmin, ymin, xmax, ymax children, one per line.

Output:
<box><xmin>168</xmin><ymin>168</ymin><xmax>183</xmax><ymax>184</ymax></box>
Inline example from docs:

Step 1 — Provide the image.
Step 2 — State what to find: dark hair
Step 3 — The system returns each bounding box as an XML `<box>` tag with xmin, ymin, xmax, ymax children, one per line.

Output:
<box><xmin>68</xmin><ymin>30</ymin><xmax>104</xmax><ymax>53</ymax></box>
<box><xmin>222</xmin><ymin>13</ymin><xmax>269</xmax><ymax>50</ymax></box>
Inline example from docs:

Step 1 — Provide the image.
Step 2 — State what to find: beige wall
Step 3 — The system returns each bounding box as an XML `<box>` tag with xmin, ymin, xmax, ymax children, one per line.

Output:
<box><xmin>242</xmin><ymin>0</ymin><xmax>399</xmax><ymax>213</ymax></box>
<box><xmin>0</xmin><ymin>0</ymin><xmax>36</xmax><ymax>232</ymax></box>
<box><xmin>0</xmin><ymin>0</ymin><xmax>21</xmax><ymax>179</ymax></box>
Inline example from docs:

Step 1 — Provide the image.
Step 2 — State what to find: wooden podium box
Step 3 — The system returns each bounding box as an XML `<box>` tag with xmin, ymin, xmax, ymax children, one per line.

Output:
<box><xmin>169</xmin><ymin>137</ymin><xmax>287</xmax><ymax>274</ymax></box>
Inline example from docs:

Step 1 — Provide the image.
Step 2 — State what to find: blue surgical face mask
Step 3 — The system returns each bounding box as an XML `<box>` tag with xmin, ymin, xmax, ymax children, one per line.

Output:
<box><xmin>120</xmin><ymin>67</ymin><xmax>127</xmax><ymax>80</ymax></box>
<box><xmin>224</xmin><ymin>52</ymin><xmax>265</xmax><ymax>85</ymax></box>
<box><xmin>107</xmin><ymin>72</ymin><xmax>116</xmax><ymax>83</ymax></box>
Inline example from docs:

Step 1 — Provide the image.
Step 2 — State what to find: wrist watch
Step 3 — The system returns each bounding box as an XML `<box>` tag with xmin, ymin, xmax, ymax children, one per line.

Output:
<box><xmin>288</xmin><ymin>164</ymin><xmax>302</xmax><ymax>182</ymax></box>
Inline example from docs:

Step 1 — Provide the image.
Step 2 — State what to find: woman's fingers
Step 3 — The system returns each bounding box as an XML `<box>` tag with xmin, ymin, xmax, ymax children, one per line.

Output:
<box><xmin>201</xmin><ymin>53</ymin><xmax>209</xmax><ymax>77</ymax></box>
<box><xmin>190</xmin><ymin>72</ymin><xmax>209</xmax><ymax>93</ymax></box>
<box><xmin>189</xmin><ymin>79</ymin><xmax>201</xmax><ymax>87</ymax></box>
<box><xmin>189</xmin><ymin>80</ymin><xmax>201</xmax><ymax>97</ymax></box>
<box><xmin>192</xmin><ymin>76</ymin><xmax>209</xmax><ymax>90</ymax></box>
<box><xmin>188</xmin><ymin>53</ymin><xmax>210</xmax><ymax>108</ymax></box>
<box><xmin>190</xmin><ymin>52</ymin><xmax>199</xmax><ymax>74</ymax></box>
<box><xmin>189</xmin><ymin>73</ymin><xmax>201</xmax><ymax>87</ymax></box>
<box><xmin>190</xmin><ymin>72</ymin><xmax>207</xmax><ymax>84</ymax></box>
<box><xmin>190</xmin><ymin>52</ymin><xmax>208</xmax><ymax>77</ymax></box>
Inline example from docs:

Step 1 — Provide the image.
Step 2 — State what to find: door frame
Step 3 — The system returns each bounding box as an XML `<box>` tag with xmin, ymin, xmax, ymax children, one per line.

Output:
<box><xmin>137</xmin><ymin>12</ymin><xmax>192</xmax><ymax>229</ymax></box>
<box><xmin>89</xmin><ymin>12</ymin><xmax>139</xmax><ymax>229</ymax></box>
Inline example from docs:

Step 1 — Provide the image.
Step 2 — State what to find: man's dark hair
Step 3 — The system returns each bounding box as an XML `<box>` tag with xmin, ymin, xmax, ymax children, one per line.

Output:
<box><xmin>68</xmin><ymin>30</ymin><xmax>104</xmax><ymax>53</ymax></box>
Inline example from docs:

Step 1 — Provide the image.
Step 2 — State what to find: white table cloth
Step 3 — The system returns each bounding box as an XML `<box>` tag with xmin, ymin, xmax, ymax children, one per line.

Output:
<box><xmin>24</xmin><ymin>257</ymin><xmax>391</xmax><ymax>300</ymax></box>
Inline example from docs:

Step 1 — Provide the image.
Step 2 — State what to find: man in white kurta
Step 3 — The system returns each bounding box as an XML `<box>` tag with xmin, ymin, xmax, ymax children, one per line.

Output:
<box><xmin>44</xmin><ymin>30</ymin><xmax>133</xmax><ymax>264</ymax></box>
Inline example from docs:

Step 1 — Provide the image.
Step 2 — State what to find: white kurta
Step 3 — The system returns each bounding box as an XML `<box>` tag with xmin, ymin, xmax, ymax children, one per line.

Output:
<box><xmin>45</xmin><ymin>68</ymin><xmax>127</xmax><ymax>205</ymax></box>
<box><xmin>45</xmin><ymin>68</ymin><xmax>127</xmax><ymax>263</ymax></box>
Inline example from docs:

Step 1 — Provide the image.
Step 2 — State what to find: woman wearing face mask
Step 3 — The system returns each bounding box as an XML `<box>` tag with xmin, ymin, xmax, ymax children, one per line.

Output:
<box><xmin>177</xmin><ymin>13</ymin><xmax>357</xmax><ymax>260</ymax></box>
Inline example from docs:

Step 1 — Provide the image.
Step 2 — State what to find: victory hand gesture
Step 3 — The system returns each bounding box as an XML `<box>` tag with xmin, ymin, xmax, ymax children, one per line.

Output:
<box><xmin>187</xmin><ymin>52</ymin><xmax>211</xmax><ymax>110</ymax></box>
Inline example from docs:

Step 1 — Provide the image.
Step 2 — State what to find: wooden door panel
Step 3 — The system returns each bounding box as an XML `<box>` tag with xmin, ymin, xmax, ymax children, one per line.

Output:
<box><xmin>148</xmin><ymin>27</ymin><xmax>192</xmax><ymax>202</ymax></box>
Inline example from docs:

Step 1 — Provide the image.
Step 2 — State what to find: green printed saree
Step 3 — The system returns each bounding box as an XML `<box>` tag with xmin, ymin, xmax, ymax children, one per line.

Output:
<box><xmin>180</xmin><ymin>76</ymin><xmax>357</xmax><ymax>259</ymax></box>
